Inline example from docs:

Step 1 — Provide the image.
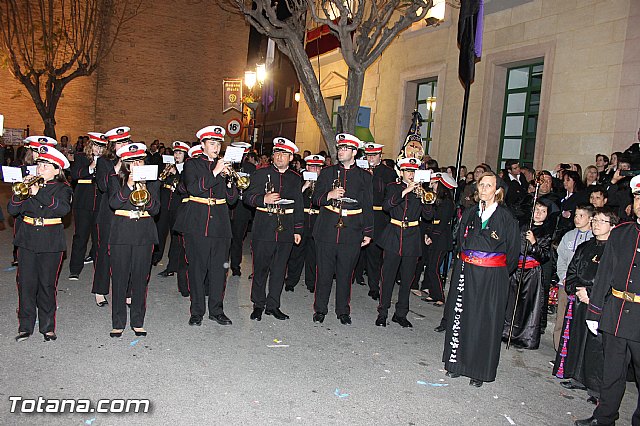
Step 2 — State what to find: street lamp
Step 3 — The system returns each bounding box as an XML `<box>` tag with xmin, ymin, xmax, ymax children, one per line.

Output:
<box><xmin>256</xmin><ymin>63</ymin><xmax>267</xmax><ymax>86</ymax></box>
<box><xmin>244</xmin><ymin>71</ymin><xmax>257</xmax><ymax>92</ymax></box>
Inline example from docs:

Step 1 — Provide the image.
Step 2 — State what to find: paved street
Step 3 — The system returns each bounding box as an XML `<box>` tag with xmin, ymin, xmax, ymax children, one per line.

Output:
<box><xmin>0</xmin><ymin>188</ymin><xmax>637</xmax><ymax>425</ymax></box>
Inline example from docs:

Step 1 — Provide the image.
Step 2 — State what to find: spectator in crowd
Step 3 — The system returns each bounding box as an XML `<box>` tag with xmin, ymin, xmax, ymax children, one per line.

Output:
<box><xmin>595</xmin><ymin>154</ymin><xmax>609</xmax><ymax>183</ymax></box>
<box><xmin>583</xmin><ymin>165</ymin><xmax>599</xmax><ymax>186</ymax></box>
<box><xmin>557</xmin><ymin>170</ymin><xmax>588</xmax><ymax>237</ymax></box>
<box><xmin>460</xmin><ymin>164</ymin><xmax>487</xmax><ymax>210</ymax></box>
<box><xmin>257</xmin><ymin>153</ymin><xmax>270</xmax><ymax>169</ymax></box>
<box><xmin>505</xmin><ymin>159</ymin><xmax>531</xmax><ymax>226</ymax></box>
<box><xmin>589</xmin><ymin>186</ymin><xmax>608</xmax><ymax>208</ymax></box>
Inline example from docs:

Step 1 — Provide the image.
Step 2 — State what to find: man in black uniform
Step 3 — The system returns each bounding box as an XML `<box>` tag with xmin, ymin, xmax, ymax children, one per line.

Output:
<box><xmin>157</xmin><ymin>141</ymin><xmax>189</xmax><ymax>277</ymax></box>
<box><xmin>229</xmin><ymin>142</ymin><xmax>257</xmax><ymax>277</ymax></box>
<box><xmin>362</xmin><ymin>142</ymin><xmax>396</xmax><ymax>300</ymax></box>
<box><xmin>312</xmin><ymin>133</ymin><xmax>373</xmax><ymax>325</ymax></box>
<box><xmin>173</xmin><ymin>125</ymin><xmax>238</xmax><ymax>326</ymax></box>
<box><xmin>285</xmin><ymin>154</ymin><xmax>324</xmax><ymax>292</ymax></box>
<box><xmin>576</xmin><ymin>176</ymin><xmax>640</xmax><ymax>425</ymax></box>
<box><xmin>504</xmin><ymin>159</ymin><xmax>531</xmax><ymax>226</ymax></box>
<box><xmin>244</xmin><ymin>137</ymin><xmax>303</xmax><ymax>321</ymax></box>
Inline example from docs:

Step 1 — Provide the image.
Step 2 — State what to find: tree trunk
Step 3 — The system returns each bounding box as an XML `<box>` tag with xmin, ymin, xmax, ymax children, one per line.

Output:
<box><xmin>341</xmin><ymin>68</ymin><xmax>365</xmax><ymax>135</ymax></box>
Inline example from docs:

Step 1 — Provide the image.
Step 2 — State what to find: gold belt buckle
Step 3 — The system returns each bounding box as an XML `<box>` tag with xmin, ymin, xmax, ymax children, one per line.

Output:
<box><xmin>401</xmin><ymin>221</ymin><xmax>408</xmax><ymax>229</ymax></box>
<box><xmin>208</xmin><ymin>199</ymin><xmax>216</xmax><ymax>206</ymax></box>
<box><xmin>34</xmin><ymin>217</ymin><xmax>44</xmax><ymax>226</ymax></box>
<box><xmin>623</xmin><ymin>291</ymin><xmax>636</xmax><ymax>302</ymax></box>
<box><xmin>129</xmin><ymin>210</ymin><xmax>141</xmax><ymax>219</ymax></box>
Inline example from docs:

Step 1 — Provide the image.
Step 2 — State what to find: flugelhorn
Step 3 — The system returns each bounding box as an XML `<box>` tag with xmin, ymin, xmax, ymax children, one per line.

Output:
<box><xmin>413</xmin><ymin>183</ymin><xmax>436</xmax><ymax>204</ymax></box>
<box><xmin>12</xmin><ymin>175</ymin><xmax>44</xmax><ymax>200</ymax></box>
<box><xmin>129</xmin><ymin>182</ymin><xmax>150</xmax><ymax>208</ymax></box>
<box><xmin>227</xmin><ymin>166</ymin><xmax>250</xmax><ymax>190</ymax></box>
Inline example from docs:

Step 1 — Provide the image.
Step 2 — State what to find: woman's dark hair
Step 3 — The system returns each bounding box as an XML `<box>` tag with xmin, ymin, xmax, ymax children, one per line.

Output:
<box><xmin>104</xmin><ymin>141</ymin><xmax>119</xmax><ymax>161</ymax></box>
<box><xmin>426</xmin><ymin>159</ymin><xmax>439</xmax><ymax>171</ymax></box>
<box><xmin>434</xmin><ymin>179</ymin><xmax>453</xmax><ymax>203</ymax></box>
<box><xmin>446</xmin><ymin>166</ymin><xmax>457</xmax><ymax>180</ymax></box>
<box><xmin>594</xmin><ymin>206</ymin><xmax>619</xmax><ymax>226</ymax></box>
<box><xmin>564</xmin><ymin>170</ymin><xmax>586</xmax><ymax>192</ymax></box>
<box><xmin>118</xmin><ymin>160</ymin><xmax>133</xmax><ymax>187</ymax></box>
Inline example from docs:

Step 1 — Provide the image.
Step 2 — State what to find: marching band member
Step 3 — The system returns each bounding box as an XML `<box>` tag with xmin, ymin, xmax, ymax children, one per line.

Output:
<box><xmin>285</xmin><ymin>154</ymin><xmax>324</xmax><ymax>293</ymax></box>
<box><xmin>312</xmin><ymin>133</ymin><xmax>373</xmax><ymax>325</ymax></box>
<box><xmin>416</xmin><ymin>172</ymin><xmax>457</xmax><ymax>306</ymax></box>
<box><xmin>376</xmin><ymin>157</ymin><xmax>429</xmax><ymax>328</ymax></box>
<box><xmin>156</xmin><ymin>141</ymin><xmax>190</xmax><ymax>277</ymax></box>
<box><xmin>108</xmin><ymin>142</ymin><xmax>160</xmax><ymax>337</ymax></box>
<box><xmin>173</xmin><ymin>126</ymin><xmax>238</xmax><ymax>326</ymax></box>
<box><xmin>92</xmin><ymin>126</ymin><xmax>130</xmax><ymax>307</ymax></box>
<box><xmin>244</xmin><ymin>137</ymin><xmax>303</xmax><ymax>321</ymax></box>
<box><xmin>68</xmin><ymin>132</ymin><xmax>107</xmax><ymax>280</ymax></box>
<box><xmin>442</xmin><ymin>172</ymin><xmax>519</xmax><ymax>387</ymax></box>
<box><xmin>10</xmin><ymin>145</ymin><xmax>72</xmax><ymax>342</ymax></box>
<box><xmin>363</xmin><ymin>142</ymin><xmax>396</xmax><ymax>300</ymax></box>
<box><xmin>229</xmin><ymin>141</ymin><xmax>256</xmax><ymax>277</ymax></box>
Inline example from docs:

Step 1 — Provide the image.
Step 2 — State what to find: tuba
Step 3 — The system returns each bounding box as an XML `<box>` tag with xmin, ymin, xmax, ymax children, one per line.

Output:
<box><xmin>12</xmin><ymin>176</ymin><xmax>44</xmax><ymax>200</ymax></box>
<box><xmin>129</xmin><ymin>182</ymin><xmax>150</xmax><ymax>208</ymax></box>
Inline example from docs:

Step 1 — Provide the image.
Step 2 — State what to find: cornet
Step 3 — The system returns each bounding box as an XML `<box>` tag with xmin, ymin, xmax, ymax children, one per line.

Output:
<box><xmin>159</xmin><ymin>164</ymin><xmax>176</xmax><ymax>181</ymax></box>
<box><xmin>12</xmin><ymin>175</ymin><xmax>44</xmax><ymax>200</ymax></box>
<box><xmin>226</xmin><ymin>166</ymin><xmax>250</xmax><ymax>190</ymax></box>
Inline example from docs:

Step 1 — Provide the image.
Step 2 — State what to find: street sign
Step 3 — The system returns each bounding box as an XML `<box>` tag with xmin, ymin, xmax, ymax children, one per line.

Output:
<box><xmin>226</xmin><ymin>118</ymin><xmax>243</xmax><ymax>137</ymax></box>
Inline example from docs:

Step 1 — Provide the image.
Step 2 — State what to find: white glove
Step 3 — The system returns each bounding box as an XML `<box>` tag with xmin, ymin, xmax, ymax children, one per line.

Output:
<box><xmin>586</xmin><ymin>320</ymin><xmax>599</xmax><ymax>335</ymax></box>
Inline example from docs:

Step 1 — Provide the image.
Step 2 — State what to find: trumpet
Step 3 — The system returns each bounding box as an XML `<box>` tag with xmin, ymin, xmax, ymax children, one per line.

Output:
<box><xmin>413</xmin><ymin>183</ymin><xmax>436</xmax><ymax>204</ymax></box>
<box><xmin>226</xmin><ymin>166</ymin><xmax>250</xmax><ymax>190</ymax></box>
<box><xmin>12</xmin><ymin>175</ymin><xmax>44</xmax><ymax>200</ymax></box>
<box><xmin>332</xmin><ymin>171</ymin><xmax>345</xmax><ymax>228</ymax></box>
<box><xmin>159</xmin><ymin>164</ymin><xmax>176</xmax><ymax>181</ymax></box>
<box><xmin>265</xmin><ymin>175</ymin><xmax>284</xmax><ymax>232</ymax></box>
<box><xmin>129</xmin><ymin>182</ymin><xmax>150</xmax><ymax>208</ymax></box>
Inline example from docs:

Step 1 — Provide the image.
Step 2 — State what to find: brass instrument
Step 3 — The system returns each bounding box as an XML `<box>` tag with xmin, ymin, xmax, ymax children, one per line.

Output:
<box><xmin>159</xmin><ymin>164</ymin><xmax>176</xmax><ymax>181</ymax></box>
<box><xmin>413</xmin><ymin>183</ymin><xmax>436</xmax><ymax>204</ymax></box>
<box><xmin>12</xmin><ymin>175</ymin><xmax>44</xmax><ymax>200</ymax></box>
<box><xmin>129</xmin><ymin>182</ymin><xmax>150</xmax><ymax>208</ymax></box>
<box><xmin>228</xmin><ymin>167</ymin><xmax>250</xmax><ymax>190</ymax></box>
<box><xmin>332</xmin><ymin>171</ymin><xmax>345</xmax><ymax>228</ymax></box>
<box><xmin>265</xmin><ymin>175</ymin><xmax>285</xmax><ymax>232</ymax></box>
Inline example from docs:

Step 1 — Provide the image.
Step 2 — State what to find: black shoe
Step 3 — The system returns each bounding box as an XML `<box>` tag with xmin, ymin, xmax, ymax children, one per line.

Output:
<box><xmin>232</xmin><ymin>269</ymin><xmax>241</xmax><ymax>277</ymax></box>
<box><xmin>356</xmin><ymin>279</ymin><xmax>365</xmax><ymax>286</ymax></box>
<box><xmin>392</xmin><ymin>314</ymin><xmax>413</xmax><ymax>328</ymax></box>
<box><xmin>250</xmin><ymin>307</ymin><xmax>263</xmax><ymax>321</ymax></box>
<box><xmin>375</xmin><ymin>315</ymin><xmax>387</xmax><ymax>327</ymax></box>
<box><xmin>188</xmin><ymin>315</ymin><xmax>202</xmax><ymax>326</ymax></box>
<box><xmin>15</xmin><ymin>332</ymin><xmax>30</xmax><ymax>342</ymax></box>
<box><xmin>284</xmin><ymin>286</ymin><xmax>294</xmax><ymax>292</ymax></box>
<box><xmin>83</xmin><ymin>256</ymin><xmax>93</xmax><ymax>264</ymax></box>
<box><xmin>11</xmin><ymin>260</ymin><xmax>18</xmax><ymax>267</ymax></box>
<box><xmin>248</xmin><ymin>273</ymin><xmax>254</xmax><ymax>280</ymax></box>
<box><xmin>307</xmin><ymin>287</ymin><xmax>315</xmax><ymax>293</ymax></box>
<box><xmin>560</xmin><ymin>380</ymin><xmax>587</xmax><ymax>390</ymax></box>
<box><xmin>265</xmin><ymin>308</ymin><xmax>289</xmax><ymax>320</ymax></box>
<box><xmin>152</xmin><ymin>260</ymin><xmax>159</xmax><ymax>267</ymax></box>
<box><xmin>95</xmin><ymin>295</ymin><xmax>108</xmax><ymax>307</ymax></box>
<box><xmin>368</xmin><ymin>290</ymin><xmax>380</xmax><ymax>301</ymax></box>
<box><xmin>434</xmin><ymin>324</ymin><xmax>445</xmax><ymax>333</ymax></box>
<box><xmin>445</xmin><ymin>371</ymin><xmax>461</xmax><ymax>378</ymax></box>
<box><xmin>131</xmin><ymin>328</ymin><xmax>147</xmax><ymax>337</ymax></box>
<box><xmin>210</xmin><ymin>313</ymin><xmax>232</xmax><ymax>325</ymax></box>
<box><xmin>158</xmin><ymin>269</ymin><xmax>175</xmax><ymax>277</ymax></box>
<box><xmin>574</xmin><ymin>417</ymin><xmax>601</xmax><ymax>426</ymax></box>
<box><xmin>180</xmin><ymin>291</ymin><xmax>190</xmax><ymax>297</ymax></box>
<box><xmin>109</xmin><ymin>329</ymin><xmax>123</xmax><ymax>338</ymax></box>
<box><xmin>313</xmin><ymin>313</ymin><xmax>325</xmax><ymax>323</ymax></box>
<box><xmin>586</xmin><ymin>396</ymin><xmax>598</xmax><ymax>405</ymax></box>
<box><xmin>43</xmin><ymin>333</ymin><xmax>57</xmax><ymax>341</ymax></box>
<box><xmin>69</xmin><ymin>274</ymin><xmax>79</xmax><ymax>281</ymax></box>
<box><xmin>469</xmin><ymin>379</ymin><xmax>483</xmax><ymax>387</ymax></box>
<box><xmin>338</xmin><ymin>314</ymin><xmax>352</xmax><ymax>325</ymax></box>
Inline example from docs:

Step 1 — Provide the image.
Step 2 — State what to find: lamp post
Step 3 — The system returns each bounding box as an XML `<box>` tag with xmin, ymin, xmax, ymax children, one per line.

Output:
<box><xmin>243</xmin><ymin>64</ymin><xmax>267</xmax><ymax>151</ymax></box>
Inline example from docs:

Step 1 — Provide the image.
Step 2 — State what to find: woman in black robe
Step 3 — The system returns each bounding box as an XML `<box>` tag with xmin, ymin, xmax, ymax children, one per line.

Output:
<box><xmin>503</xmin><ymin>199</ymin><xmax>554</xmax><ymax>349</ymax></box>
<box><xmin>442</xmin><ymin>172</ymin><xmax>520</xmax><ymax>387</ymax></box>
<box><xmin>553</xmin><ymin>208</ymin><xmax>617</xmax><ymax>401</ymax></box>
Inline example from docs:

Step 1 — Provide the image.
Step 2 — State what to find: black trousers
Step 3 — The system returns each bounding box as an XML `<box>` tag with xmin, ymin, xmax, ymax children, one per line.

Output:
<box><xmin>110</xmin><ymin>244</ymin><xmax>153</xmax><ymax>329</ymax></box>
<box><xmin>251</xmin><ymin>239</ymin><xmax>293</xmax><ymax>310</ymax></box>
<box><xmin>184</xmin><ymin>234</ymin><xmax>230</xmax><ymax>318</ymax></box>
<box><xmin>285</xmin><ymin>234</ymin><xmax>307</xmax><ymax>288</ymax></box>
<box><xmin>365</xmin><ymin>240</ymin><xmax>383</xmax><ymax>293</ymax></box>
<box><xmin>229</xmin><ymin>204</ymin><xmax>252</xmax><ymax>272</ymax></box>
<box><xmin>314</xmin><ymin>241</ymin><xmax>360</xmax><ymax>316</ymax></box>
<box><xmin>422</xmin><ymin>248</ymin><xmax>448</xmax><ymax>302</ymax></box>
<box><xmin>16</xmin><ymin>248</ymin><xmax>64</xmax><ymax>334</ymax></box>
<box><xmin>176</xmin><ymin>234</ymin><xmax>189</xmax><ymax>296</ymax></box>
<box><xmin>378</xmin><ymin>251</ymin><xmax>418</xmax><ymax>318</ymax></box>
<box><xmin>92</xmin><ymin>221</ymin><xmax>112</xmax><ymax>295</ymax></box>
<box><xmin>165</xmin><ymin>209</ymin><xmax>180</xmax><ymax>272</ymax></box>
<box><xmin>593</xmin><ymin>332</ymin><xmax>640</xmax><ymax>425</ymax></box>
<box><xmin>152</xmin><ymin>205</ymin><xmax>171</xmax><ymax>264</ymax></box>
<box><xmin>304</xmin><ymin>236</ymin><xmax>317</xmax><ymax>291</ymax></box>
<box><xmin>69</xmin><ymin>208</ymin><xmax>97</xmax><ymax>275</ymax></box>
<box><xmin>354</xmin><ymin>248</ymin><xmax>366</xmax><ymax>284</ymax></box>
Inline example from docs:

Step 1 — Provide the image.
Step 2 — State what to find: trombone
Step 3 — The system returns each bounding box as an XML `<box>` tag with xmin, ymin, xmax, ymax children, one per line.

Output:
<box><xmin>12</xmin><ymin>175</ymin><xmax>44</xmax><ymax>200</ymax></box>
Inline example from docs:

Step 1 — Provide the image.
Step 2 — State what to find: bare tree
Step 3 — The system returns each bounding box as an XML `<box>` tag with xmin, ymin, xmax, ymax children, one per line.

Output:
<box><xmin>0</xmin><ymin>0</ymin><xmax>142</xmax><ymax>138</ymax></box>
<box><xmin>228</xmin><ymin>0</ymin><xmax>434</xmax><ymax>156</ymax></box>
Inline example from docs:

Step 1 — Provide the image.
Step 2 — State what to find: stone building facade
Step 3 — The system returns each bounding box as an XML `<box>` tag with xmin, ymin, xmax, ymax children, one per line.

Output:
<box><xmin>294</xmin><ymin>0</ymin><xmax>640</xmax><ymax>171</ymax></box>
<box><xmin>0</xmin><ymin>1</ymin><xmax>249</xmax><ymax>145</ymax></box>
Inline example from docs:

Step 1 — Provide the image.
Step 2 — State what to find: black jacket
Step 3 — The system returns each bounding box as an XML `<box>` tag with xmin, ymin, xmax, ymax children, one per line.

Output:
<box><xmin>7</xmin><ymin>181</ymin><xmax>72</xmax><ymax>252</ymax></box>
<box><xmin>423</xmin><ymin>198</ymin><xmax>456</xmax><ymax>253</ymax></box>
<box><xmin>370</xmin><ymin>163</ymin><xmax>397</xmax><ymax>239</ymax></box>
<box><xmin>70</xmin><ymin>152</ymin><xmax>99</xmax><ymax>211</ymax></box>
<box><xmin>108</xmin><ymin>179</ymin><xmax>160</xmax><ymax>246</ymax></box>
